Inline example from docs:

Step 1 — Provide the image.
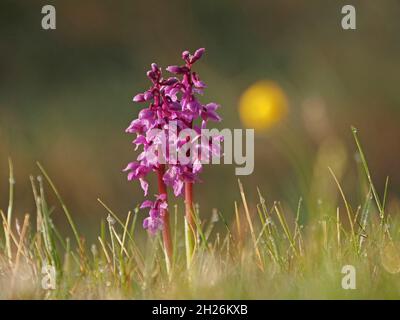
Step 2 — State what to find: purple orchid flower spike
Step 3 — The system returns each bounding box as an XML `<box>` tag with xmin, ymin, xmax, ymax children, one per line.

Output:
<box><xmin>164</xmin><ymin>48</ymin><xmax>222</xmax><ymax>232</ymax></box>
<box><xmin>124</xmin><ymin>63</ymin><xmax>176</xmax><ymax>258</ymax></box>
<box><xmin>140</xmin><ymin>194</ymin><xmax>168</xmax><ymax>234</ymax></box>
<box><xmin>124</xmin><ymin>63</ymin><xmax>178</xmax><ymax>196</ymax></box>
<box><xmin>124</xmin><ymin>48</ymin><xmax>221</xmax><ymax>262</ymax></box>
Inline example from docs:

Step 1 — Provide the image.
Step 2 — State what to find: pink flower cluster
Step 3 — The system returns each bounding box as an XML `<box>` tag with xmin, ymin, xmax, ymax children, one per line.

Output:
<box><xmin>124</xmin><ymin>48</ymin><xmax>222</xmax><ymax>233</ymax></box>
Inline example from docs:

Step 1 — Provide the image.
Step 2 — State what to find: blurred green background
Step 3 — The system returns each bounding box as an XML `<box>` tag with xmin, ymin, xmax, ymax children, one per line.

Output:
<box><xmin>1</xmin><ymin>0</ymin><xmax>400</xmax><ymax>239</ymax></box>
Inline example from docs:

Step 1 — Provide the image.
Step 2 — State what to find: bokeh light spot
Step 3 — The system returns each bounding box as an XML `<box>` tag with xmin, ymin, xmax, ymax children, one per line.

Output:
<box><xmin>239</xmin><ymin>80</ymin><xmax>288</xmax><ymax>130</ymax></box>
<box><xmin>381</xmin><ymin>241</ymin><xmax>400</xmax><ymax>274</ymax></box>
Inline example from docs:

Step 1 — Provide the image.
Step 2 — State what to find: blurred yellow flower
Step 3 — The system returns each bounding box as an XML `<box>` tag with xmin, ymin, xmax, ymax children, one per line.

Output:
<box><xmin>239</xmin><ymin>81</ymin><xmax>288</xmax><ymax>130</ymax></box>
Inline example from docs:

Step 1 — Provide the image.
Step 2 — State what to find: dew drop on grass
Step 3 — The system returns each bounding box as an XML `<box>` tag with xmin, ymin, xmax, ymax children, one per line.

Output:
<box><xmin>106</xmin><ymin>214</ymin><xmax>115</xmax><ymax>225</ymax></box>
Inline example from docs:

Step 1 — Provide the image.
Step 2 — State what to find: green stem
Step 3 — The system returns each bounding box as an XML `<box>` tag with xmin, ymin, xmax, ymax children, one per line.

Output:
<box><xmin>184</xmin><ymin>182</ymin><xmax>195</xmax><ymax>269</ymax></box>
<box><xmin>157</xmin><ymin>165</ymin><xmax>173</xmax><ymax>265</ymax></box>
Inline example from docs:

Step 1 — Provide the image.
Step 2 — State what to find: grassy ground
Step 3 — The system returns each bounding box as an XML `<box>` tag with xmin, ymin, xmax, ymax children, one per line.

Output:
<box><xmin>1</xmin><ymin>129</ymin><xmax>400</xmax><ymax>300</ymax></box>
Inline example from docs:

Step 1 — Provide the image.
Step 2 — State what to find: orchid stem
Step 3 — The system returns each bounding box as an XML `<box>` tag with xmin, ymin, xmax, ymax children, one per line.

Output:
<box><xmin>184</xmin><ymin>182</ymin><xmax>195</xmax><ymax>269</ymax></box>
<box><xmin>157</xmin><ymin>165</ymin><xmax>173</xmax><ymax>265</ymax></box>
